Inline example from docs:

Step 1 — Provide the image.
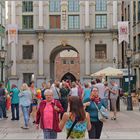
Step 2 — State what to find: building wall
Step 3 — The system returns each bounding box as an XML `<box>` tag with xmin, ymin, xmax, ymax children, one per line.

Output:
<box><xmin>0</xmin><ymin>0</ymin><xmax>5</xmax><ymax>81</ymax></box>
<box><xmin>6</xmin><ymin>1</ymin><xmax>122</xmax><ymax>87</ymax></box>
<box><xmin>123</xmin><ymin>1</ymin><xmax>140</xmax><ymax>90</ymax></box>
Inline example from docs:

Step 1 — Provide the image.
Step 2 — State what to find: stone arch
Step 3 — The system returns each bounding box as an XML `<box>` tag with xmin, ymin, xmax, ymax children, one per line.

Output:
<box><xmin>61</xmin><ymin>72</ymin><xmax>76</xmax><ymax>82</ymax></box>
<box><xmin>49</xmin><ymin>45</ymin><xmax>79</xmax><ymax>82</ymax></box>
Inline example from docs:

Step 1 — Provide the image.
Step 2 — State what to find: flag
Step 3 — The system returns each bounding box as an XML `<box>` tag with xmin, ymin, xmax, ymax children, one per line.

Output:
<box><xmin>5</xmin><ymin>79</ymin><xmax>11</xmax><ymax>94</ymax></box>
<box><xmin>118</xmin><ymin>21</ymin><xmax>129</xmax><ymax>44</ymax></box>
<box><xmin>7</xmin><ymin>24</ymin><xmax>18</xmax><ymax>44</ymax></box>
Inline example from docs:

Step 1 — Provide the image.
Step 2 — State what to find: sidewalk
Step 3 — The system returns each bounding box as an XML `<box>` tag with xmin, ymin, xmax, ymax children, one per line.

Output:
<box><xmin>0</xmin><ymin>99</ymin><xmax>140</xmax><ymax>139</ymax></box>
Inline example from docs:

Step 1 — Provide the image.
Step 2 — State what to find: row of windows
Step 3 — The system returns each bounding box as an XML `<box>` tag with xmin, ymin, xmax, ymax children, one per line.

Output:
<box><xmin>22</xmin><ymin>44</ymin><xmax>107</xmax><ymax>60</ymax></box>
<box><xmin>22</xmin><ymin>0</ymin><xmax>107</xmax><ymax>13</ymax></box>
<box><xmin>22</xmin><ymin>15</ymin><xmax>107</xmax><ymax>29</ymax></box>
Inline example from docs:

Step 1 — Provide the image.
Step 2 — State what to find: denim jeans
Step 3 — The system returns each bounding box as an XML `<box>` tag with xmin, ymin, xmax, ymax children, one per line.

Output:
<box><xmin>0</xmin><ymin>106</ymin><xmax>2</xmax><ymax>118</ymax></box>
<box><xmin>43</xmin><ymin>129</ymin><xmax>57</xmax><ymax>139</ymax></box>
<box><xmin>11</xmin><ymin>103</ymin><xmax>19</xmax><ymax>119</ymax></box>
<box><xmin>21</xmin><ymin>105</ymin><xmax>30</xmax><ymax>127</ymax></box>
<box><xmin>0</xmin><ymin>101</ymin><xmax>7</xmax><ymax>118</ymax></box>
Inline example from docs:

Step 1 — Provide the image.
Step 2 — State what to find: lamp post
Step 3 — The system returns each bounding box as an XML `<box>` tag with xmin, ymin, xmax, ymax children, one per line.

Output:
<box><xmin>126</xmin><ymin>48</ymin><xmax>133</xmax><ymax>111</ymax></box>
<box><xmin>0</xmin><ymin>47</ymin><xmax>7</xmax><ymax>82</ymax></box>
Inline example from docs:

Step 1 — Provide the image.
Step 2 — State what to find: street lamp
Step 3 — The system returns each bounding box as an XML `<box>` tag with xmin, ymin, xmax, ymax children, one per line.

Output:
<box><xmin>0</xmin><ymin>47</ymin><xmax>7</xmax><ymax>82</ymax></box>
<box><xmin>126</xmin><ymin>48</ymin><xmax>133</xmax><ymax>111</ymax></box>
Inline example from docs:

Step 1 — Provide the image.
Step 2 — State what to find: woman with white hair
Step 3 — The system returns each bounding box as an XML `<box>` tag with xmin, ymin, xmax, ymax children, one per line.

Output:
<box><xmin>19</xmin><ymin>83</ymin><xmax>32</xmax><ymax>129</ymax></box>
<box><xmin>36</xmin><ymin>89</ymin><xmax>63</xmax><ymax>139</ymax></box>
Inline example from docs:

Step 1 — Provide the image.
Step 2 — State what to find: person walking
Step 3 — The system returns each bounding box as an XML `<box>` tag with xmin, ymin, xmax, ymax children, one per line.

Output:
<box><xmin>19</xmin><ymin>83</ymin><xmax>32</xmax><ymax>129</ymax></box>
<box><xmin>10</xmin><ymin>84</ymin><xmax>20</xmax><ymax>120</ymax></box>
<box><xmin>29</xmin><ymin>81</ymin><xmax>38</xmax><ymax>124</ymax></box>
<box><xmin>0</xmin><ymin>82</ymin><xmax>8</xmax><ymax>119</ymax></box>
<box><xmin>59</xmin><ymin>96</ymin><xmax>91</xmax><ymax>139</ymax></box>
<box><xmin>83</xmin><ymin>87</ymin><xmax>106</xmax><ymax>139</ymax></box>
<box><xmin>82</xmin><ymin>83</ymin><xmax>91</xmax><ymax>101</ymax></box>
<box><xmin>59</xmin><ymin>82</ymin><xmax>69</xmax><ymax>119</ymax></box>
<box><xmin>36</xmin><ymin>89</ymin><xmax>63</xmax><ymax>139</ymax></box>
<box><xmin>108</xmin><ymin>80</ymin><xmax>119</xmax><ymax>120</ymax></box>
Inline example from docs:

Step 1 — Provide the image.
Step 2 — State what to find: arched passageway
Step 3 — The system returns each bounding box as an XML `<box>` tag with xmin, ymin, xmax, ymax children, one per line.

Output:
<box><xmin>49</xmin><ymin>45</ymin><xmax>79</xmax><ymax>82</ymax></box>
<box><xmin>61</xmin><ymin>72</ymin><xmax>76</xmax><ymax>82</ymax></box>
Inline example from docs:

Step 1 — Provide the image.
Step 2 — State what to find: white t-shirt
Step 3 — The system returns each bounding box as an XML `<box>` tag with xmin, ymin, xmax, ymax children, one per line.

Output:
<box><xmin>70</xmin><ymin>87</ymin><xmax>78</xmax><ymax>96</ymax></box>
<box><xmin>95</xmin><ymin>83</ymin><xmax>105</xmax><ymax>99</ymax></box>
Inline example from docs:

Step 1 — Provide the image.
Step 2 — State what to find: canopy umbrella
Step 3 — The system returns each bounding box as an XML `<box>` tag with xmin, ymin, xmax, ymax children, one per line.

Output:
<box><xmin>91</xmin><ymin>67</ymin><xmax>123</xmax><ymax>77</ymax></box>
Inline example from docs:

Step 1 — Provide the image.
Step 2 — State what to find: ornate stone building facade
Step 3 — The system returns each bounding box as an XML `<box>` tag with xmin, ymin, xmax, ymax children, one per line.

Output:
<box><xmin>7</xmin><ymin>0</ymin><xmax>122</xmax><ymax>87</ymax></box>
<box><xmin>122</xmin><ymin>1</ymin><xmax>140</xmax><ymax>90</ymax></box>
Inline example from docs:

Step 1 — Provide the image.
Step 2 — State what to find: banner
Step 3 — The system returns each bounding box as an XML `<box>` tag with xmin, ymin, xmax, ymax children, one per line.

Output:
<box><xmin>7</xmin><ymin>24</ymin><xmax>18</xmax><ymax>44</ymax></box>
<box><xmin>118</xmin><ymin>21</ymin><xmax>129</xmax><ymax>44</ymax></box>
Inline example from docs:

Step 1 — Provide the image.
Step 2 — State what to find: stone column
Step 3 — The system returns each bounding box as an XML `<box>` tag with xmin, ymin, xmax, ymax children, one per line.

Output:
<box><xmin>113</xmin><ymin>1</ymin><xmax>117</xmax><ymax>28</ymax></box>
<box><xmin>38</xmin><ymin>33</ymin><xmax>44</xmax><ymax>76</ymax></box>
<box><xmin>112</xmin><ymin>1</ymin><xmax>118</xmax><ymax>68</ymax></box>
<box><xmin>85</xmin><ymin>0</ymin><xmax>89</xmax><ymax>28</ymax></box>
<box><xmin>39</xmin><ymin>1</ymin><xmax>43</xmax><ymax>27</ymax></box>
<box><xmin>85</xmin><ymin>33</ymin><xmax>91</xmax><ymax>75</ymax></box>
<box><xmin>11</xmin><ymin>1</ymin><xmax>16</xmax><ymax>76</ymax></box>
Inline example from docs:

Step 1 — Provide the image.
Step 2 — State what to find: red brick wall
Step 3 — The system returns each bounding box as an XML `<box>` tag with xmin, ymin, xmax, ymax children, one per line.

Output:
<box><xmin>55</xmin><ymin>54</ymin><xmax>80</xmax><ymax>81</ymax></box>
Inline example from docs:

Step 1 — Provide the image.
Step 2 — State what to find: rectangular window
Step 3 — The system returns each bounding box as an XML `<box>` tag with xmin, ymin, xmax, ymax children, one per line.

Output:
<box><xmin>133</xmin><ymin>1</ymin><xmax>136</xmax><ymax>24</ymax></box>
<box><xmin>133</xmin><ymin>37</ymin><xmax>136</xmax><ymax>52</ymax></box>
<box><xmin>22</xmin><ymin>1</ymin><xmax>33</xmax><ymax>12</ymax></box>
<box><xmin>23</xmin><ymin>73</ymin><xmax>34</xmax><ymax>85</ymax></box>
<box><xmin>95</xmin><ymin>15</ymin><xmax>107</xmax><ymax>29</ymax></box>
<box><xmin>138</xmin><ymin>2</ymin><xmax>140</xmax><ymax>21</ymax></box>
<box><xmin>50</xmin><ymin>15</ymin><xmax>61</xmax><ymax>29</ymax></box>
<box><xmin>68</xmin><ymin>0</ymin><xmax>79</xmax><ymax>12</ymax></box>
<box><xmin>68</xmin><ymin>15</ymin><xmax>80</xmax><ymax>29</ymax></box>
<box><xmin>23</xmin><ymin>45</ymin><xmax>33</xmax><ymax>59</ymax></box>
<box><xmin>70</xmin><ymin>60</ymin><xmax>74</xmax><ymax>64</ymax></box>
<box><xmin>22</xmin><ymin>15</ymin><xmax>33</xmax><ymax>29</ymax></box>
<box><xmin>95</xmin><ymin>44</ymin><xmax>107</xmax><ymax>59</ymax></box>
<box><xmin>138</xmin><ymin>34</ymin><xmax>140</xmax><ymax>51</ymax></box>
<box><xmin>96</xmin><ymin>0</ymin><xmax>107</xmax><ymax>11</ymax></box>
<box><xmin>50</xmin><ymin>0</ymin><xmax>61</xmax><ymax>12</ymax></box>
<box><xmin>63</xmin><ymin>60</ymin><xmax>66</xmax><ymax>64</ymax></box>
<box><xmin>128</xmin><ymin>5</ymin><xmax>130</xmax><ymax>21</ymax></box>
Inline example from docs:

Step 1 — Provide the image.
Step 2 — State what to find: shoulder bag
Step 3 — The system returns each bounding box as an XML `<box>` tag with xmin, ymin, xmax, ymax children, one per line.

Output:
<box><xmin>94</xmin><ymin>102</ymin><xmax>108</xmax><ymax>122</ymax></box>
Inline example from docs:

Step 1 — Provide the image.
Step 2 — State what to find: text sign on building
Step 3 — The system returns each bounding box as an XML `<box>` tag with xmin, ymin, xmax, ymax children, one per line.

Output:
<box><xmin>119</xmin><ymin>68</ymin><xmax>132</xmax><ymax>76</ymax></box>
<box><xmin>118</xmin><ymin>21</ymin><xmax>129</xmax><ymax>44</ymax></box>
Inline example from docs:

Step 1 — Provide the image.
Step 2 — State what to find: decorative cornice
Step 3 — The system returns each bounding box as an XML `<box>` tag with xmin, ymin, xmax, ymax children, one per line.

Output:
<box><xmin>16</xmin><ymin>60</ymin><xmax>37</xmax><ymax>64</ymax></box>
<box><xmin>18</xmin><ymin>29</ymin><xmax>118</xmax><ymax>34</ymax></box>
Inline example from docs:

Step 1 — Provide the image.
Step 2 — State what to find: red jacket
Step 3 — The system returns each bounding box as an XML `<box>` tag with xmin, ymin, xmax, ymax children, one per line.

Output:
<box><xmin>36</xmin><ymin>100</ymin><xmax>63</xmax><ymax>132</ymax></box>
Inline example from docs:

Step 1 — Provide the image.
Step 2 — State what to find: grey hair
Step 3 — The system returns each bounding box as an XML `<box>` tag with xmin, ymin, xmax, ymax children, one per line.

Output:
<box><xmin>44</xmin><ymin>89</ymin><xmax>53</xmax><ymax>96</ymax></box>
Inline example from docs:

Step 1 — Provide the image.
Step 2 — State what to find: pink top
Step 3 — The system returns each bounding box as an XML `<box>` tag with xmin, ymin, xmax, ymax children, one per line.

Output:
<box><xmin>43</xmin><ymin>100</ymin><xmax>54</xmax><ymax>129</ymax></box>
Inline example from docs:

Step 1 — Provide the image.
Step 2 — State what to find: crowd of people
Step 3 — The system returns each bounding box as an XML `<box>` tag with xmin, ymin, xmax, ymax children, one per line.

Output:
<box><xmin>0</xmin><ymin>79</ymin><xmax>119</xmax><ymax>139</ymax></box>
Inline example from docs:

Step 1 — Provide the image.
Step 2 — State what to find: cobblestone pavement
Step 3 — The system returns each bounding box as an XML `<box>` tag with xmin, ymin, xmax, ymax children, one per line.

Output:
<box><xmin>0</xmin><ymin>100</ymin><xmax>140</xmax><ymax>139</ymax></box>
